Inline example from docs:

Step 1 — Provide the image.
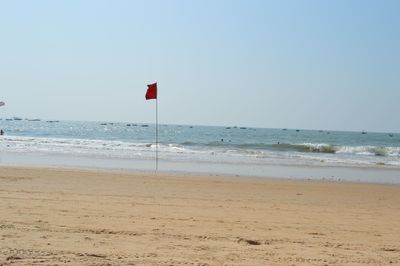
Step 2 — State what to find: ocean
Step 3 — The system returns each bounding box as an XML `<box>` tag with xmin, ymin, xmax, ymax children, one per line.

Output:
<box><xmin>1</xmin><ymin>119</ymin><xmax>399</xmax><ymax>182</ymax></box>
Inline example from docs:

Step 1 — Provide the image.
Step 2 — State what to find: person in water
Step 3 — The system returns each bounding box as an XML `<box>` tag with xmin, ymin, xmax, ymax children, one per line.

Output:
<box><xmin>0</xmin><ymin>129</ymin><xmax>3</xmax><ymax>135</ymax></box>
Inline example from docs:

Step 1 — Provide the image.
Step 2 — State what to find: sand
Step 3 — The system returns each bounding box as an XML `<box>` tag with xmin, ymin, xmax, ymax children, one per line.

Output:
<box><xmin>0</xmin><ymin>166</ymin><xmax>399</xmax><ymax>265</ymax></box>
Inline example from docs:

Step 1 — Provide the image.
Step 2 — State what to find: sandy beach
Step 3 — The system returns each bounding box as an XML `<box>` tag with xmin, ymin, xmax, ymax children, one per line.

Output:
<box><xmin>0</xmin><ymin>166</ymin><xmax>399</xmax><ymax>265</ymax></box>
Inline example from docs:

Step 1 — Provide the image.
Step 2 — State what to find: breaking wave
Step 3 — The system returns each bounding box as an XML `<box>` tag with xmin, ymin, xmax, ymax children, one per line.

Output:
<box><xmin>1</xmin><ymin>136</ymin><xmax>399</xmax><ymax>162</ymax></box>
<box><xmin>182</xmin><ymin>141</ymin><xmax>400</xmax><ymax>157</ymax></box>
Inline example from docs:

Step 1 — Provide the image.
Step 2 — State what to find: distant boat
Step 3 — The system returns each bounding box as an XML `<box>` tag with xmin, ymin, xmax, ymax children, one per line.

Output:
<box><xmin>141</xmin><ymin>125</ymin><xmax>149</xmax><ymax>127</ymax></box>
<box><xmin>240</xmin><ymin>127</ymin><xmax>247</xmax><ymax>129</ymax></box>
<box><xmin>389</xmin><ymin>133</ymin><xmax>394</xmax><ymax>137</ymax></box>
<box><xmin>126</xmin><ymin>124</ymin><xmax>132</xmax><ymax>126</ymax></box>
<box><xmin>361</xmin><ymin>131</ymin><xmax>367</xmax><ymax>134</ymax></box>
<box><xmin>13</xmin><ymin>117</ymin><xmax>22</xmax><ymax>121</ymax></box>
<box><xmin>46</xmin><ymin>120</ymin><xmax>59</xmax><ymax>123</ymax></box>
<box><xmin>226</xmin><ymin>127</ymin><xmax>231</xmax><ymax>129</ymax></box>
<box><xmin>296</xmin><ymin>129</ymin><xmax>300</xmax><ymax>132</ymax></box>
<box><xmin>28</xmin><ymin>119</ymin><xmax>41</xmax><ymax>122</ymax></box>
<box><xmin>100</xmin><ymin>123</ymin><xmax>107</xmax><ymax>125</ymax></box>
<box><xmin>6</xmin><ymin>118</ymin><xmax>12</xmax><ymax>121</ymax></box>
<box><xmin>282</xmin><ymin>128</ymin><xmax>287</xmax><ymax>131</ymax></box>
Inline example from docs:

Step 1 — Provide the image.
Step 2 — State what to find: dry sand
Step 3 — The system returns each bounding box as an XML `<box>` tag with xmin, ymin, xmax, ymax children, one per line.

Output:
<box><xmin>0</xmin><ymin>166</ymin><xmax>399</xmax><ymax>265</ymax></box>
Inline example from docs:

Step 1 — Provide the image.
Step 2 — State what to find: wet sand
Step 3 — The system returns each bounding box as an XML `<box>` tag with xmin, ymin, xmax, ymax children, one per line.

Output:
<box><xmin>0</xmin><ymin>166</ymin><xmax>399</xmax><ymax>265</ymax></box>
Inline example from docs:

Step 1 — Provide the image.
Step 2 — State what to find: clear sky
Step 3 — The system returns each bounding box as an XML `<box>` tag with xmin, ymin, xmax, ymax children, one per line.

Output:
<box><xmin>1</xmin><ymin>0</ymin><xmax>399</xmax><ymax>132</ymax></box>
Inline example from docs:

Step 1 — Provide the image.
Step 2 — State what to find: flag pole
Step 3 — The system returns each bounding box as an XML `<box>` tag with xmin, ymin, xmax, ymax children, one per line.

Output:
<box><xmin>156</xmin><ymin>96</ymin><xmax>158</xmax><ymax>172</ymax></box>
<box><xmin>145</xmin><ymin>82</ymin><xmax>158</xmax><ymax>172</ymax></box>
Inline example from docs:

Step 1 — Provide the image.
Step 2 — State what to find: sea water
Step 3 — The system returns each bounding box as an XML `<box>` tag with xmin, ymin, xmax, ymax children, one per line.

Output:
<box><xmin>0</xmin><ymin>119</ymin><xmax>399</xmax><ymax>182</ymax></box>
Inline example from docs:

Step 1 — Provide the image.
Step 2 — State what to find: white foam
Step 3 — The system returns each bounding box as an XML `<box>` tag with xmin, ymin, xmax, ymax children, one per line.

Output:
<box><xmin>1</xmin><ymin>135</ymin><xmax>399</xmax><ymax>168</ymax></box>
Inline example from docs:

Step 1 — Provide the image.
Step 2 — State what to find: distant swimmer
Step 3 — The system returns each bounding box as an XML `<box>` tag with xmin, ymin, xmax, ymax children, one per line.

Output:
<box><xmin>0</xmin><ymin>129</ymin><xmax>4</xmax><ymax>135</ymax></box>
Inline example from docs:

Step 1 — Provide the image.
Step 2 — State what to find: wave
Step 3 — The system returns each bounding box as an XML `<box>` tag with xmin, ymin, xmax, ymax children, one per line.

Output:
<box><xmin>335</xmin><ymin>145</ymin><xmax>400</xmax><ymax>157</ymax></box>
<box><xmin>1</xmin><ymin>136</ymin><xmax>399</xmax><ymax>159</ymax></box>
<box><xmin>270</xmin><ymin>143</ymin><xmax>337</xmax><ymax>153</ymax></box>
<box><xmin>0</xmin><ymin>136</ymin><xmax>190</xmax><ymax>157</ymax></box>
<box><xmin>183</xmin><ymin>142</ymin><xmax>339</xmax><ymax>154</ymax></box>
<box><xmin>273</xmin><ymin>143</ymin><xmax>399</xmax><ymax>156</ymax></box>
<box><xmin>181</xmin><ymin>141</ymin><xmax>400</xmax><ymax>157</ymax></box>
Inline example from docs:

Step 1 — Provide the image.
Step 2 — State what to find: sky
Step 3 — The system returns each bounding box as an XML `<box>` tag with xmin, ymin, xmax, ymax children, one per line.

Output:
<box><xmin>0</xmin><ymin>0</ymin><xmax>399</xmax><ymax>132</ymax></box>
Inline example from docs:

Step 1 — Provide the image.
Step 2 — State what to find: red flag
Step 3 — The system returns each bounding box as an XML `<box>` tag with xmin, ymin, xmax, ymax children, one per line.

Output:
<box><xmin>146</xmin><ymin>83</ymin><xmax>157</xmax><ymax>100</ymax></box>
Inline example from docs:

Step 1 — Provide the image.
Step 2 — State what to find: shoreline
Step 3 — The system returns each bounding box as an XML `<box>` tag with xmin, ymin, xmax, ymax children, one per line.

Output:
<box><xmin>1</xmin><ymin>163</ymin><xmax>400</xmax><ymax>187</ymax></box>
<box><xmin>1</xmin><ymin>166</ymin><xmax>399</xmax><ymax>265</ymax></box>
<box><xmin>1</xmin><ymin>151</ymin><xmax>399</xmax><ymax>184</ymax></box>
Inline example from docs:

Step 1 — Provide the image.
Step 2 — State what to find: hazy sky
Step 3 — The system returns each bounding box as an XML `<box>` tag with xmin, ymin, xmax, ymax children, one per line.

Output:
<box><xmin>1</xmin><ymin>0</ymin><xmax>399</xmax><ymax>132</ymax></box>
